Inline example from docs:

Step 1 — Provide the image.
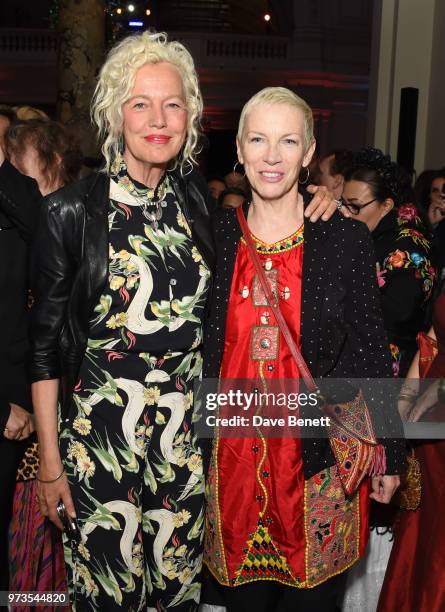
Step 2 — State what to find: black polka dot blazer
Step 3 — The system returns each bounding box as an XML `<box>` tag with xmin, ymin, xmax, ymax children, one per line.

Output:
<box><xmin>203</xmin><ymin>200</ymin><xmax>406</xmax><ymax>479</ymax></box>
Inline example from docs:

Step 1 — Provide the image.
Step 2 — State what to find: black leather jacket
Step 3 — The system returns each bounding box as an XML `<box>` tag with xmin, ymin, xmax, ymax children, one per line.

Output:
<box><xmin>29</xmin><ymin>168</ymin><xmax>215</xmax><ymax>417</ymax></box>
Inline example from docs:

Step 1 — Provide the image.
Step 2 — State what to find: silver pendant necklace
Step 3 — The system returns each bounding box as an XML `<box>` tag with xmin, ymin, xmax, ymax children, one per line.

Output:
<box><xmin>130</xmin><ymin>176</ymin><xmax>168</xmax><ymax>230</ymax></box>
<box><xmin>140</xmin><ymin>199</ymin><xmax>163</xmax><ymax>229</ymax></box>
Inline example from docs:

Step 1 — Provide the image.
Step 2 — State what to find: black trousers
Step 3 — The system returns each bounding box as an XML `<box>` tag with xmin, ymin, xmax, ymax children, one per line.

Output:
<box><xmin>202</xmin><ymin>572</ymin><xmax>342</xmax><ymax>612</ymax></box>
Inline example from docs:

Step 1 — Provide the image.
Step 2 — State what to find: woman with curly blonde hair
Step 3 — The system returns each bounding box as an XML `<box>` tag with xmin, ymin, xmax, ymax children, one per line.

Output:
<box><xmin>28</xmin><ymin>31</ymin><xmax>214</xmax><ymax>611</ymax></box>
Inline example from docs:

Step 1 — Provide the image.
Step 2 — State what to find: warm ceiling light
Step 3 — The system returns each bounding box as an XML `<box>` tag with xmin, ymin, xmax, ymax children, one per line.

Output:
<box><xmin>116</xmin><ymin>7</ymin><xmax>122</xmax><ymax>14</ymax></box>
<box><xmin>146</xmin><ymin>9</ymin><xmax>151</xmax><ymax>16</ymax></box>
<box><xmin>264</xmin><ymin>13</ymin><xmax>271</xmax><ymax>22</ymax></box>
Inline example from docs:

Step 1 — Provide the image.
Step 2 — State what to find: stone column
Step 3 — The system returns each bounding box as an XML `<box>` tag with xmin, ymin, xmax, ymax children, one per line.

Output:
<box><xmin>368</xmin><ymin>0</ymin><xmax>445</xmax><ymax>173</ymax></box>
<box><xmin>57</xmin><ymin>0</ymin><xmax>106</xmax><ymax>158</ymax></box>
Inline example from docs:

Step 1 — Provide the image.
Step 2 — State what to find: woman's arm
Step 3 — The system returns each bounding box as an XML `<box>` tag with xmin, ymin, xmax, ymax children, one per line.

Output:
<box><xmin>30</xmin><ymin>195</ymin><xmax>77</xmax><ymax>528</ymax></box>
<box><xmin>33</xmin><ymin>379</ymin><xmax>75</xmax><ymax>530</ymax></box>
<box><xmin>379</xmin><ymin>237</ymin><xmax>434</xmax><ymax>332</ymax></box>
<box><xmin>343</xmin><ymin>222</ymin><xmax>406</xmax><ymax>489</ymax></box>
<box><xmin>0</xmin><ymin>162</ymin><xmax>42</xmax><ymax>440</ymax></box>
<box><xmin>398</xmin><ymin>325</ymin><xmax>436</xmax><ymax>420</ymax></box>
<box><xmin>404</xmin><ymin>325</ymin><xmax>442</xmax><ymax>422</ymax></box>
<box><xmin>30</xmin><ymin>196</ymin><xmax>77</xmax><ymax>382</ymax></box>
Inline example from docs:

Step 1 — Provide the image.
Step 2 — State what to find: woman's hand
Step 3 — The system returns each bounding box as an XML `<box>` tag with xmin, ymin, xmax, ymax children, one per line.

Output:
<box><xmin>304</xmin><ymin>184</ymin><xmax>347</xmax><ymax>222</ymax></box>
<box><xmin>398</xmin><ymin>397</ymin><xmax>416</xmax><ymax>422</ymax></box>
<box><xmin>370</xmin><ymin>475</ymin><xmax>400</xmax><ymax>503</ymax></box>
<box><xmin>37</xmin><ymin>455</ymin><xmax>76</xmax><ymax>531</ymax></box>
<box><xmin>428</xmin><ymin>201</ymin><xmax>445</xmax><ymax>226</ymax></box>
<box><xmin>32</xmin><ymin>379</ymin><xmax>73</xmax><ymax>530</ymax></box>
<box><xmin>3</xmin><ymin>403</ymin><xmax>35</xmax><ymax>440</ymax></box>
<box><xmin>408</xmin><ymin>380</ymin><xmax>441</xmax><ymax>422</ymax></box>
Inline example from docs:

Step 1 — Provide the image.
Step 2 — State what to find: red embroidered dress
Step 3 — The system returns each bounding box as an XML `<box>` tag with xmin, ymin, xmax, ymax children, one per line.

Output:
<box><xmin>204</xmin><ymin>226</ymin><xmax>370</xmax><ymax>589</ymax></box>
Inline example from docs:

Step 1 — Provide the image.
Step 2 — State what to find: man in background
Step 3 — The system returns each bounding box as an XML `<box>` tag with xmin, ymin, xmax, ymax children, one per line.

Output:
<box><xmin>317</xmin><ymin>149</ymin><xmax>352</xmax><ymax>200</ymax></box>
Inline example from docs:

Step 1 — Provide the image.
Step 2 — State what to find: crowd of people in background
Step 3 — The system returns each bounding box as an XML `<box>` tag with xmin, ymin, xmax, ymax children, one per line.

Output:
<box><xmin>0</xmin><ymin>37</ymin><xmax>445</xmax><ymax>611</ymax></box>
<box><xmin>207</xmin><ymin>148</ymin><xmax>445</xmax><ymax>282</ymax></box>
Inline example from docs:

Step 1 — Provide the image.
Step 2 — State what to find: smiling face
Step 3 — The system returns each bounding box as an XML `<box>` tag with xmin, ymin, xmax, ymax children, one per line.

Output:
<box><xmin>122</xmin><ymin>61</ymin><xmax>188</xmax><ymax>183</ymax></box>
<box><xmin>237</xmin><ymin>102</ymin><xmax>315</xmax><ymax>205</ymax></box>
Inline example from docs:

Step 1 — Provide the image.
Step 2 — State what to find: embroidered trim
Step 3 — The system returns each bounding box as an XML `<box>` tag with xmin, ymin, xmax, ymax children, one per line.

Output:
<box><xmin>204</xmin><ymin>425</ymin><xmax>230</xmax><ymax>584</ymax></box>
<box><xmin>252</xmin><ymin>269</ymin><xmax>278</xmax><ymax>306</ymax></box>
<box><xmin>233</xmin><ymin>524</ymin><xmax>296</xmax><ymax>586</ymax></box>
<box><xmin>383</xmin><ymin>248</ymin><xmax>435</xmax><ymax>298</ymax></box>
<box><xmin>303</xmin><ymin>467</ymin><xmax>361</xmax><ymax>588</ymax></box>
<box><xmin>256</xmin><ymin>361</ymin><xmax>270</xmax><ymax>517</ymax></box>
<box><xmin>241</xmin><ymin>225</ymin><xmax>304</xmax><ymax>254</ymax></box>
<box><xmin>251</xmin><ymin>326</ymin><xmax>279</xmax><ymax>361</ymax></box>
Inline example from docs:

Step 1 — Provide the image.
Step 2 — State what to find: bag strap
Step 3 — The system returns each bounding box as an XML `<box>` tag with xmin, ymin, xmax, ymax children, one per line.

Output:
<box><xmin>236</xmin><ymin>206</ymin><xmax>383</xmax><ymax>451</ymax></box>
<box><xmin>236</xmin><ymin>206</ymin><xmax>318</xmax><ymax>394</ymax></box>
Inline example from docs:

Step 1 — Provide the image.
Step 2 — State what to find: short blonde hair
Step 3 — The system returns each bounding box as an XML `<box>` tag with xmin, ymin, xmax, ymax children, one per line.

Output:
<box><xmin>237</xmin><ymin>87</ymin><xmax>314</xmax><ymax>151</ymax></box>
<box><xmin>91</xmin><ymin>31</ymin><xmax>203</xmax><ymax>174</ymax></box>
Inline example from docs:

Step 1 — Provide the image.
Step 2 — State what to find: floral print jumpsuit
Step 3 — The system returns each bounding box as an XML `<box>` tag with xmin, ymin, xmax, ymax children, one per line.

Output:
<box><xmin>59</xmin><ymin>162</ymin><xmax>210</xmax><ymax>611</ymax></box>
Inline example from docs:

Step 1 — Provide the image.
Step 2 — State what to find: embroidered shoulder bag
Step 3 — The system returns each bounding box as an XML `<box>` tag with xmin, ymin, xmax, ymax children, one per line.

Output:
<box><xmin>237</xmin><ymin>206</ymin><xmax>386</xmax><ymax>495</ymax></box>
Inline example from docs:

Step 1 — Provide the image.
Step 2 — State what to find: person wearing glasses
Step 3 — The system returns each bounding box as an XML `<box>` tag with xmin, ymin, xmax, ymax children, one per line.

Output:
<box><xmin>340</xmin><ymin>148</ymin><xmax>436</xmax><ymax>612</ymax></box>
<box><xmin>341</xmin><ymin>148</ymin><xmax>436</xmax><ymax>379</ymax></box>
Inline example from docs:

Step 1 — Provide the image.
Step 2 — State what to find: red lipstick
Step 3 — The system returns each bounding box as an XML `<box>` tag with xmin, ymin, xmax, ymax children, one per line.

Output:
<box><xmin>144</xmin><ymin>135</ymin><xmax>172</xmax><ymax>144</ymax></box>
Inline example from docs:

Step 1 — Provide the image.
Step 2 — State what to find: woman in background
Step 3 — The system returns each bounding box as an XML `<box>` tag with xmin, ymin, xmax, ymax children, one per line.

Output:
<box><xmin>414</xmin><ymin>168</ymin><xmax>445</xmax><ymax>277</ymax></box>
<box><xmin>342</xmin><ymin>148</ymin><xmax>435</xmax><ymax>378</ymax></box>
<box><xmin>5</xmin><ymin>118</ymin><xmax>82</xmax><ymax>596</ymax></box>
<box><xmin>340</xmin><ymin>148</ymin><xmax>436</xmax><ymax>612</ymax></box>
<box><xmin>378</xmin><ymin>285</ymin><xmax>445</xmax><ymax>612</ymax></box>
<box><xmin>217</xmin><ymin>186</ymin><xmax>246</xmax><ymax>209</ymax></box>
<box><xmin>0</xmin><ymin>109</ymin><xmax>38</xmax><ymax>592</ymax></box>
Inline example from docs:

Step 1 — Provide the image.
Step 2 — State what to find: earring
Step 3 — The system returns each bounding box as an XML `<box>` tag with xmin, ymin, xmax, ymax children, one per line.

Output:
<box><xmin>233</xmin><ymin>161</ymin><xmax>246</xmax><ymax>178</ymax></box>
<box><xmin>298</xmin><ymin>166</ymin><xmax>310</xmax><ymax>185</ymax></box>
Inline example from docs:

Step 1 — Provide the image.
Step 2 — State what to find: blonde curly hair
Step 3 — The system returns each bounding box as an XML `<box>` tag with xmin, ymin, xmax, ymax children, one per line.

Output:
<box><xmin>91</xmin><ymin>31</ymin><xmax>203</xmax><ymax>174</ymax></box>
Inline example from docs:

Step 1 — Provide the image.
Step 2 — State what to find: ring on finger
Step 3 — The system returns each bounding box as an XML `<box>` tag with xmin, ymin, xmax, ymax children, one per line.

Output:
<box><xmin>335</xmin><ymin>199</ymin><xmax>343</xmax><ymax>211</ymax></box>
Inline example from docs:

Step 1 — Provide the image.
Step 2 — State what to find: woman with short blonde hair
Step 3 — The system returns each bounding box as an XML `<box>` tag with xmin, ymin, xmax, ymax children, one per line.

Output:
<box><xmin>202</xmin><ymin>88</ymin><xmax>404</xmax><ymax>611</ymax></box>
